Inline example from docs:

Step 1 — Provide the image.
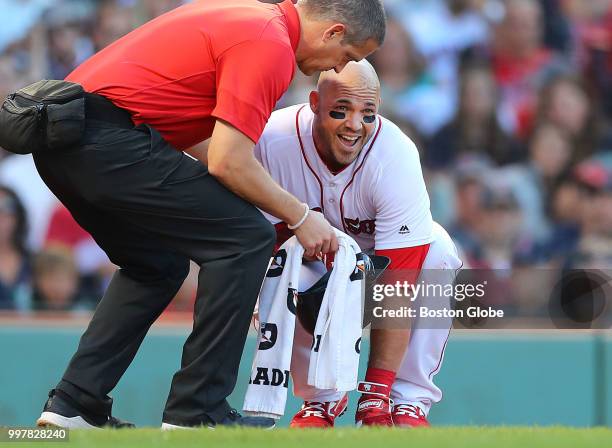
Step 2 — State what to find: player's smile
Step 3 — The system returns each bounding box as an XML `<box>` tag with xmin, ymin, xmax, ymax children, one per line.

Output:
<box><xmin>334</xmin><ymin>118</ymin><xmax>371</xmax><ymax>157</ymax></box>
<box><xmin>337</xmin><ymin>133</ymin><xmax>362</xmax><ymax>148</ymax></box>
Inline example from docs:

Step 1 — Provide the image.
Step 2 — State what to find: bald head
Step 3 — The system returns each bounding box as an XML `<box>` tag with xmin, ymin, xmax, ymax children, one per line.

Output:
<box><xmin>317</xmin><ymin>60</ymin><xmax>380</xmax><ymax>95</ymax></box>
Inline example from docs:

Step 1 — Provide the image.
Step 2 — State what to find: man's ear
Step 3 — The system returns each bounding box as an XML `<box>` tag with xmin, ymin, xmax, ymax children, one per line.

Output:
<box><xmin>309</xmin><ymin>90</ymin><xmax>320</xmax><ymax>114</ymax></box>
<box><xmin>322</xmin><ymin>23</ymin><xmax>346</xmax><ymax>43</ymax></box>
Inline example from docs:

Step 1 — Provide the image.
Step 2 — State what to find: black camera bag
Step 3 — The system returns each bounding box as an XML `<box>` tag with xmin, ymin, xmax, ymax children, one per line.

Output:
<box><xmin>0</xmin><ymin>80</ymin><xmax>85</xmax><ymax>154</ymax></box>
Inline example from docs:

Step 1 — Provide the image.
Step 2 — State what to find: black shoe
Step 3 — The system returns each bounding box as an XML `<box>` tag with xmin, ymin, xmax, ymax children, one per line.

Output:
<box><xmin>161</xmin><ymin>409</ymin><xmax>275</xmax><ymax>430</ymax></box>
<box><xmin>36</xmin><ymin>389</ymin><xmax>135</xmax><ymax>429</ymax></box>
<box><xmin>218</xmin><ymin>409</ymin><xmax>276</xmax><ymax>429</ymax></box>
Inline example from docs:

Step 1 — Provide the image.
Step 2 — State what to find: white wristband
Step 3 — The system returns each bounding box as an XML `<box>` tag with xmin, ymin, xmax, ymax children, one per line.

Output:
<box><xmin>288</xmin><ymin>203</ymin><xmax>310</xmax><ymax>230</ymax></box>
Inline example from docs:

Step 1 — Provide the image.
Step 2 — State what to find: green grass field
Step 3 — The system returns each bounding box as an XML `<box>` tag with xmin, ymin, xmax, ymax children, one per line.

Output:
<box><xmin>14</xmin><ymin>427</ymin><xmax>612</xmax><ymax>448</ymax></box>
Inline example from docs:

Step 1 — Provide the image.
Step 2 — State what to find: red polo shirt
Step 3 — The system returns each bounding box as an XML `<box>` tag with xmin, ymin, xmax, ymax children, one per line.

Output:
<box><xmin>66</xmin><ymin>0</ymin><xmax>300</xmax><ymax>149</ymax></box>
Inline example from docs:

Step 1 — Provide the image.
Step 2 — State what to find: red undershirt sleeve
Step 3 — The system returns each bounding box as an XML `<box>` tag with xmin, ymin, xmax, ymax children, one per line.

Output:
<box><xmin>376</xmin><ymin>244</ymin><xmax>430</xmax><ymax>284</ymax></box>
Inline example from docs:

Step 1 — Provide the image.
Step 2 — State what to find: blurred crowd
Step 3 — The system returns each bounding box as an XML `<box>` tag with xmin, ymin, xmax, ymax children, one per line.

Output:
<box><xmin>0</xmin><ymin>0</ymin><xmax>611</xmax><ymax>315</ymax></box>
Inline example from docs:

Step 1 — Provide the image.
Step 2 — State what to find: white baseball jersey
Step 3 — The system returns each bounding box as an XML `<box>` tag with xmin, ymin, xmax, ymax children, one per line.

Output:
<box><xmin>255</xmin><ymin>104</ymin><xmax>434</xmax><ymax>251</ymax></box>
<box><xmin>255</xmin><ymin>104</ymin><xmax>461</xmax><ymax>414</ymax></box>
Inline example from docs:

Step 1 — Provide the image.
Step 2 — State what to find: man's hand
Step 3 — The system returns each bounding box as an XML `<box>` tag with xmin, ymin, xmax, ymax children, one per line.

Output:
<box><xmin>293</xmin><ymin>210</ymin><xmax>338</xmax><ymax>258</ymax></box>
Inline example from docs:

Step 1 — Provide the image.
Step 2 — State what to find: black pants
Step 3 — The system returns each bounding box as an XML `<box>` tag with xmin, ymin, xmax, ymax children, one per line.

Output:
<box><xmin>33</xmin><ymin>117</ymin><xmax>275</xmax><ymax>425</ymax></box>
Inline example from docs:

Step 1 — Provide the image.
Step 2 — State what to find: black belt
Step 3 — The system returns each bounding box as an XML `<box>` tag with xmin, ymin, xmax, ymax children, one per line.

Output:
<box><xmin>85</xmin><ymin>93</ymin><xmax>134</xmax><ymax>129</ymax></box>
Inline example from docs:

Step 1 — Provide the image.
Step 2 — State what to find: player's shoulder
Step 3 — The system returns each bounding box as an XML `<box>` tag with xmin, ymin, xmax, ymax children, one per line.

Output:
<box><xmin>367</xmin><ymin>115</ymin><xmax>421</xmax><ymax>170</ymax></box>
<box><xmin>258</xmin><ymin>104</ymin><xmax>308</xmax><ymax>152</ymax></box>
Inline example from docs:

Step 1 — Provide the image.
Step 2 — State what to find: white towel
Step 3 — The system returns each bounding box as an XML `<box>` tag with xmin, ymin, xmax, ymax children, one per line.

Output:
<box><xmin>242</xmin><ymin>231</ymin><xmax>363</xmax><ymax>418</ymax></box>
<box><xmin>242</xmin><ymin>236</ymin><xmax>303</xmax><ymax>418</ymax></box>
<box><xmin>307</xmin><ymin>229</ymin><xmax>363</xmax><ymax>390</ymax></box>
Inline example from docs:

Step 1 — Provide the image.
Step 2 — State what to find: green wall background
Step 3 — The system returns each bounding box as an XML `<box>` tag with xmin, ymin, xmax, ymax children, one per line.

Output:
<box><xmin>0</xmin><ymin>326</ymin><xmax>609</xmax><ymax>427</ymax></box>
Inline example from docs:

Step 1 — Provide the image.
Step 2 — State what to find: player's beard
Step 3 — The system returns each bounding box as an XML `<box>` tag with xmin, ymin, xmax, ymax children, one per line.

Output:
<box><xmin>331</xmin><ymin>141</ymin><xmax>361</xmax><ymax>167</ymax></box>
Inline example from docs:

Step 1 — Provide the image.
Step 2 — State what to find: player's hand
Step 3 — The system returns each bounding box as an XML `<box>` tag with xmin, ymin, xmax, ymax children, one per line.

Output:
<box><xmin>293</xmin><ymin>211</ymin><xmax>339</xmax><ymax>258</ymax></box>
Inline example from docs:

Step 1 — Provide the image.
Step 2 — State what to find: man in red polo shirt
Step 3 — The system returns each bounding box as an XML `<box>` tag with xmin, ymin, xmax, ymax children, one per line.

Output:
<box><xmin>33</xmin><ymin>0</ymin><xmax>386</xmax><ymax>429</ymax></box>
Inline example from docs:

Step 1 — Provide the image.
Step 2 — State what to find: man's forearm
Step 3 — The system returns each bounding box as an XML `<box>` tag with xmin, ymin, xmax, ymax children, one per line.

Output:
<box><xmin>206</xmin><ymin>148</ymin><xmax>305</xmax><ymax>225</ymax></box>
<box><xmin>205</xmin><ymin>120</ymin><xmax>306</xmax><ymax>226</ymax></box>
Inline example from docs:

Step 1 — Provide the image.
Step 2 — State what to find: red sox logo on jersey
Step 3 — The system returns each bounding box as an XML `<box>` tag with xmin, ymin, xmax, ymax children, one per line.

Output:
<box><xmin>344</xmin><ymin>217</ymin><xmax>376</xmax><ymax>236</ymax></box>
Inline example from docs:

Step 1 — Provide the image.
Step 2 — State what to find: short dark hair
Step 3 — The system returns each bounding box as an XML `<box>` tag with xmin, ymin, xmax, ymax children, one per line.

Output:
<box><xmin>301</xmin><ymin>0</ymin><xmax>386</xmax><ymax>46</ymax></box>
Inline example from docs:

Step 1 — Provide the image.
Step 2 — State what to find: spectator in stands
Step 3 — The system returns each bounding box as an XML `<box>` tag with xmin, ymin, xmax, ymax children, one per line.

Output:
<box><xmin>519</xmin><ymin>157</ymin><xmax>612</xmax><ymax>267</ymax></box>
<box><xmin>91</xmin><ymin>0</ymin><xmax>138</xmax><ymax>52</ymax></box>
<box><xmin>451</xmin><ymin>171</ymin><xmax>524</xmax><ymax>309</ymax></box>
<box><xmin>448</xmin><ymin>163</ymin><xmax>489</xmax><ymax>265</ymax></box>
<box><xmin>389</xmin><ymin>0</ymin><xmax>490</xmax><ymax>135</ymax></box>
<box><xmin>369</xmin><ymin>18</ymin><xmax>453</xmax><ymax>137</ymax></box>
<box><xmin>508</xmin><ymin>123</ymin><xmax>573</xmax><ymax>241</ymax></box>
<box><xmin>572</xmin><ymin>160</ymin><xmax>612</xmax><ymax>254</ymax></box>
<box><xmin>0</xmin><ymin>186</ymin><xmax>31</xmax><ymax>310</ymax></box>
<box><xmin>555</xmin><ymin>159</ymin><xmax>612</xmax><ymax>270</ymax></box>
<box><xmin>546</xmin><ymin>174</ymin><xmax>585</xmax><ymax>257</ymax></box>
<box><xmin>561</xmin><ymin>0</ymin><xmax>612</xmax><ymax>119</ymax></box>
<box><xmin>491</xmin><ymin>0</ymin><xmax>570</xmax><ymax>137</ymax></box>
<box><xmin>46</xmin><ymin>21</ymin><xmax>90</xmax><ymax>79</ymax></box>
<box><xmin>0</xmin><ymin>53</ymin><xmax>22</xmax><ymax>105</ymax></box>
<box><xmin>526</xmin><ymin>124</ymin><xmax>574</xmax><ymax>193</ymax></box>
<box><xmin>30</xmin><ymin>246</ymin><xmax>88</xmax><ymax>311</ymax></box>
<box><xmin>536</xmin><ymin>75</ymin><xmax>611</xmax><ymax>163</ymax></box>
<box><xmin>473</xmin><ymin>174</ymin><xmax>524</xmax><ymax>270</ymax></box>
<box><xmin>0</xmin><ymin>153</ymin><xmax>59</xmax><ymax>251</ymax></box>
<box><xmin>426</xmin><ymin>63</ymin><xmax>525</xmax><ymax>170</ymax></box>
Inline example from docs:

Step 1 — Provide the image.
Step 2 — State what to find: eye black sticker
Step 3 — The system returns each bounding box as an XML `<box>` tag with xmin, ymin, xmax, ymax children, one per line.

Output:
<box><xmin>363</xmin><ymin>115</ymin><xmax>376</xmax><ymax>123</ymax></box>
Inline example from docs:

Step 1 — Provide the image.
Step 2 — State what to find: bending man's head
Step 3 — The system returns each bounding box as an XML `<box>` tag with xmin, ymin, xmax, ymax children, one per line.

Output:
<box><xmin>294</xmin><ymin>0</ymin><xmax>386</xmax><ymax>75</ymax></box>
<box><xmin>310</xmin><ymin>60</ymin><xmax>381</xmax><ymax>171</ymax></box>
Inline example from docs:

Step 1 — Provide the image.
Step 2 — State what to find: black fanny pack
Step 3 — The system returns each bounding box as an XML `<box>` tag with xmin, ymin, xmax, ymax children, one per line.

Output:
<box><xmin>0</xmin><ymin>80</ymin><xmax>85</xmax><ymax>155</ymax></box>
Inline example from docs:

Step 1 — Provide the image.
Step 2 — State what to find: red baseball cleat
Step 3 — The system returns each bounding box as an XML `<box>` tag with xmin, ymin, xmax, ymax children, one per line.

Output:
<box><xmin>354</xmin><ymin>381</ymin><xmax>393</xmax><ymax>427</ymax></box>
<box><xmin>392</xmin><ymin>404</ymin><xmax>430</xmax><ymax>428</ymax></box>
<box><xmin>289</xmin><ymin>395</ymin><xmax>348</xmax><ymax>428</ymax></box>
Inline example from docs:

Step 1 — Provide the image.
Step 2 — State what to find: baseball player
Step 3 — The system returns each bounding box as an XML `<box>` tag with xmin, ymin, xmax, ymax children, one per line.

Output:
<box><xmin>254</xmin><ymin>60</ymin><xmax>462</xmax><ymax>427</ymax></box>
